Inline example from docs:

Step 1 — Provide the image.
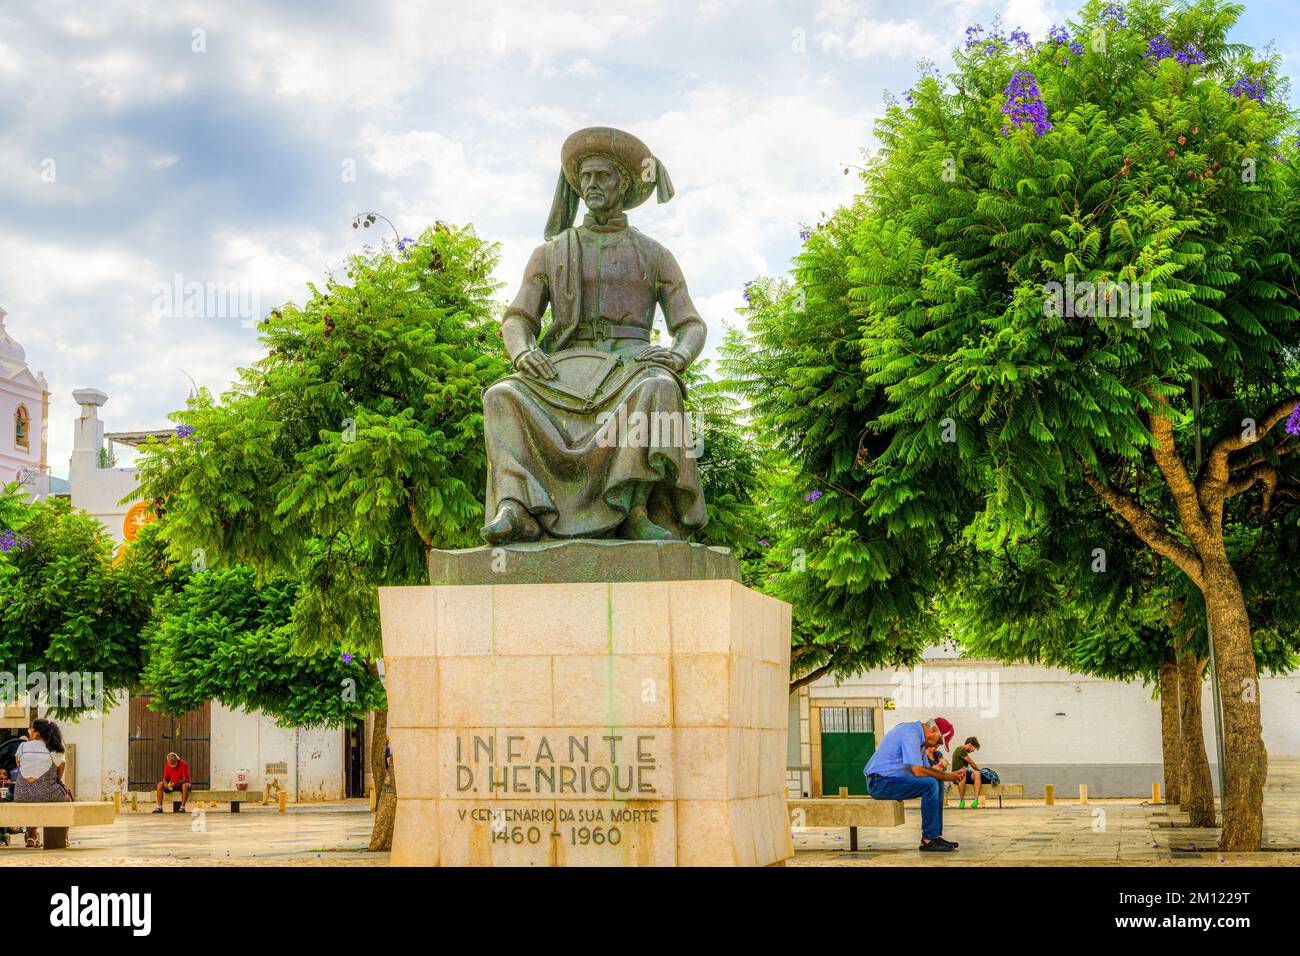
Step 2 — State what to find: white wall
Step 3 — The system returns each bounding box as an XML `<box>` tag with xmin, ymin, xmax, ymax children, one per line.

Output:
<box><xmin>0</xmin><ymin>375</ymin><xmax>44</xmax><ymax>484</ymax></box>
<box><xmin>800</xmin><ymin>658</ymin><xmax>1300</xmax><ymax>795</ymax></box>
<box><xmin>61</xmin><ymin>702</ymin><xmax>129</xmax><ymax>800</ymax></box>
<box><xmin>210</xmin><ymin>703</ymin><xmax>344</xmax><ymax>801</ymax></box>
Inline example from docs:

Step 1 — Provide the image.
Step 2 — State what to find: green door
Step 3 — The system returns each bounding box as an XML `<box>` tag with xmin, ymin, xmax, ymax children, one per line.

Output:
<box><xmin>820</xmin><ymin>707</ymin><xmax>875</xmax><ymax>795</ymax></box>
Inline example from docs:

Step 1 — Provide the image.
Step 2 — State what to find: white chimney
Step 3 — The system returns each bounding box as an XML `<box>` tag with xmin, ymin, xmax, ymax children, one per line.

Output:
<box><xmin>69</xmin><ymin>388</ymin><xmax>109</xmax><ymax>500</ymax></box>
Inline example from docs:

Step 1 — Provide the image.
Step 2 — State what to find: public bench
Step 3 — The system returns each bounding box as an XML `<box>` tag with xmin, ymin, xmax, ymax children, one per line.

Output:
<box><xmin>0</xmin><ymin>801</ymin><xmax>116</xmax><ymax>849</ymax></box>
<box><xmin>788</xmin><ymin>797</ymin><xmax>904</xmax><ymax>851</ymax></box>
<box><xmin>943</xmin><ymin>782</ymin><xmax>1024</xmax><ymax>808</ymax></box>
<box><xmin>160</xmin><ymin>789</ymin><xmax>256</xmax><ymax>812</ymax></box>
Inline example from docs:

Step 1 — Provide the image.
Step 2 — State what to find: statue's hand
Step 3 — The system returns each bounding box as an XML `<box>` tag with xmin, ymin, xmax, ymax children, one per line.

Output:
<box><xmin>635</xmin><ymin>345</ymin><xmax>687</xmax><ymax>372</ymax></box>
<box><xmin>515</xmin><ymin>348</ymin><xmax>557</xmax><ymax>380</ymax></box>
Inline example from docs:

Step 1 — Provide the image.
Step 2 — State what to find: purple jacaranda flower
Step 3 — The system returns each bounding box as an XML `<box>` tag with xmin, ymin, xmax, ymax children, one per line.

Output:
<box><xmin>1175</xmin><ymin>44</ymin><xmax>1206</xmax><ymax>67</ymax></box>
<box><xmin>758</xmin><ymin>539</ymin><xmax>770</xmax><ymax>548</ymax></box>
<box><xmin>1010</xmin><ymin>28</ymin><xmax>1031</xmax><ymax>49</ymax></box>
<box><xmin>964</xmin><ymin>24</ymin><xmax>985</xmax><ymax>49</ymax></box>
<box><xmin>1101</xmin><ymin>3</ymin><xmax>1126</xmax><ymax>27</ymax></box>
<box><xmin>804</xmin><ymin>490</ymin><xmax>823</xmax><ymax>503</ymax></box>
<box><xmin>904</xmin><ymin>89</ymin><xmax>915</xmax><ymax>106</ymax></box>
<box><xmin>799</xmin><ymin>227</ymin><xmax>812</xmax><ymax>241</ymax></box>
<box><xmin>1285</xmin><ymin>403</ymin><xmax>1300</xmax><ymax>437</ymax></box>
<box><xmin>176</xmin><ymin>424</ymin><xmax>195</xmax><ymax>441</ymax></box>
<box><xmin>1229</xmin><ymin>69</ymin><xmax>1272</xmax><ymax>103</ymax></box>
<box><xmin>1047</xmin><ymin>25</ymin><xmax>1084</xmax><ymax>64</ymax></box>
<box><xmin>0</xmin><ymin>531</ymin><xmax>31</xmax><ymax>554</ymax></box>
<box><xmin>1145</xmin><ymin>35</ymin><xmax>1175</xmax><ymax>60</ymax></box>
<box><xmin>1001</xmin><ymin>70</ymin><xmax>1053</xmax><ymax>137</ymax></box>
<box><xmin>341</xmin><ymin>652</ymin><xmax>353</xmax><ymax>663</ymax></box>
<box><xmin>743</xmin><ymin>279</ymin><xmax>753</xmax><ymax>304</ymax></box>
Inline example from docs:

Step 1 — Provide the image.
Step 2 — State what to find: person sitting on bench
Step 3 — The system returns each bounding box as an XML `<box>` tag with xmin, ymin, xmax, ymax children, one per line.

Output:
<box><xmin>154</xmin><ymin>753</ymin><xmax>192</xmax><ymax>812</ymax></box>
<box><xmin>14</xmin><ymin>719</ymin><xmax>70</xmax><ymax>848</ymax></box>
<box><xmin>952</xmin><ymin>736</ymin><xmax>982</xmax><ymax>808</ymax></box>
<box><xmin>863</xmin><ymin>717</ymin><xmax>964</xmax><ymax>853</ymax></box>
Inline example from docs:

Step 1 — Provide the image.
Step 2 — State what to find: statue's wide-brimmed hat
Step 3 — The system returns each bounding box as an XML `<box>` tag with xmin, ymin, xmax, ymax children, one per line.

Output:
<box><xmin>545</xmin><ymin>126</ymin><xmax>675</xmax><ymax>239</ymax></box>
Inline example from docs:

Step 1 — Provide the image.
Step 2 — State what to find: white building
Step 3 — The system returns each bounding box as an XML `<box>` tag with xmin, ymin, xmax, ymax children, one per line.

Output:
<box><xmin>28</xmin><ymin>386</ymin><xmax>362</xmax><ymax>802</ymax></box>
<box><xmin>787</xmin><ymin>646</ymin><xmax>1300</xmax><ymax>798</ymax></box>
<box><xmin>0</xmin><ymin>307</ymin><xmax>64</xmax><ymax>497</ymax></box>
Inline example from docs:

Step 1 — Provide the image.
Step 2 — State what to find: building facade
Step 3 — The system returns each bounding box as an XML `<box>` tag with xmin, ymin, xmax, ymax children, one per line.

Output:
<box><xmin>0</xmin><ymin>307</ymin><xmax>58</xmax><ymax>496</ymax></box>
<box><xmin>787</xmin><ymin>647</ymin><xmax>1300</xmax><ymax>799</ymax></box>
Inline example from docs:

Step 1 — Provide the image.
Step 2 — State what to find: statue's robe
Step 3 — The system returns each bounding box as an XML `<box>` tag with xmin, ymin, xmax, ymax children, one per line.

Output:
<box><xmin>483</xmin><ymin>216</ymin><xmax>708</xmax><ymax>539</ymax></box>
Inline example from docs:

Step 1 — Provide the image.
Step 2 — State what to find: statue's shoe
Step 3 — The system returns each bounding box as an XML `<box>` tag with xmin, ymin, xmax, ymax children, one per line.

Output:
<box><xmin>619</xmin><ymin>507</ymin><xmax>675</xmax><ymax>541</ymax></box>
<box><xmin>481</xmin><ymin>503</ymin><xmax>542</xmax><ymax>544</ymax></box>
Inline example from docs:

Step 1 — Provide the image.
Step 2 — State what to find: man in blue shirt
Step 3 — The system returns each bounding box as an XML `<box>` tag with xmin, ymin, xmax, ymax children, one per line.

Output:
<box><xmin>864</xmin><ymin>717</ymin><xmax>963</xmax><ymax>852</ymax></box>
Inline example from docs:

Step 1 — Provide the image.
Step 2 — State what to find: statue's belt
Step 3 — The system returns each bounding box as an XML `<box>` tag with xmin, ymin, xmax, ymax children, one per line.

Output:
<box><xmin>573</xmin><ymin>319</ymin><xmax>650</xmax><ymax>341</ymax></box>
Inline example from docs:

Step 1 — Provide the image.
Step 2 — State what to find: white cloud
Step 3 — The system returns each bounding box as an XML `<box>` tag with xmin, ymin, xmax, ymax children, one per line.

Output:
<box><xmin>816</xmin><ymin>17</ymin><xmax>940</xmax><ymax>59</ymax></box>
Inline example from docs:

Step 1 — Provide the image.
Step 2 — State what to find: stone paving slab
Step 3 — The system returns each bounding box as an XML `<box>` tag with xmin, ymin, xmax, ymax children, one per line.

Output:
<box><xmin>0</xmin><ymin>763</ymin><xmax>1294</xmax><ymax>867</ymax></box>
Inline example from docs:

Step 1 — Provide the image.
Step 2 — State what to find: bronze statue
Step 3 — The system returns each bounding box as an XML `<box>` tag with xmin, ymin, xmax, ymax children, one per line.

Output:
<box><xmin>481</xmin><ymin>127</ymin><xmax>709</xmax><ymax>544</ymax></box>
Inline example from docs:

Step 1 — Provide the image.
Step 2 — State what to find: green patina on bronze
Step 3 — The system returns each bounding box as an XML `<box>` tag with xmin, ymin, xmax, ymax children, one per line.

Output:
<box><xmin>480</xmin><ymin>126</ymin><xmax>711</xmax><ymax>546</ymax></box>
<box><xmin>427</xmin><ymin>539</ymin><xmax>740</xmax><ymax>587</ymax></box>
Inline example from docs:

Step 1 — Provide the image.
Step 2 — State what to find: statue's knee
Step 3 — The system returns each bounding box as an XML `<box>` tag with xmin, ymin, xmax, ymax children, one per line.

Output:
<box><xmin>483</xmin><ymin>381</ymin><xmax>515</xmax><ymax>410</ymax></box>
<box><xmin>636</xmin><ymin>370</ymin><xmax>680</xmax><ymax>400</ymax></box>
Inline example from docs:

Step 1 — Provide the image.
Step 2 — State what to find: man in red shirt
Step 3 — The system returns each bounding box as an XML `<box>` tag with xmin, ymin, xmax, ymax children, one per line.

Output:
<box><xmin>154</xmin><ymin>752</ymin><xmax>192</xmax><ymax>812</ymax></box>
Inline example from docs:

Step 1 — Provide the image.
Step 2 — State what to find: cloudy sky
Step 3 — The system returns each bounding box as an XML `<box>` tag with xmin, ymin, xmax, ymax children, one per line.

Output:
<box><xmin>3</xmin><ymin>0</ymin><xmax>1297</xmax><ymax>472</ymax></box>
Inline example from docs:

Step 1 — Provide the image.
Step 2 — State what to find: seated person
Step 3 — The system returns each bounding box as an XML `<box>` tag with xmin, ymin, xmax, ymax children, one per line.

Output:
<box><xmin>925</xmin><ymin>743</ymin><xmax>947</xmax><ymax>773</ymax></box>
<box><xmin>951</xmin><ymin>736</ymin><xmax>983</xmax><ymax>808</ymax></box>
<box><xmin>153</xmin><ymin>752</ymin><xmax>192</xmax><ymax>812</ymax></box>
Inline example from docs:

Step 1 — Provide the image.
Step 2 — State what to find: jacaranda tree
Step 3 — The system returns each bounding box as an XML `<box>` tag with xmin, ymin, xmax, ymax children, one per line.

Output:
<box><xmin>740</xmin><ymin>0</ymin><xmax>1299</xmax><ymax>848</ymax></box>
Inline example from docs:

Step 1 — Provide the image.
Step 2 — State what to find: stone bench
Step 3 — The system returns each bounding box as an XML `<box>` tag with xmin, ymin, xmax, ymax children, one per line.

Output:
<box><xmin>0</xmin><ymin>801</ymin><xmax>115</xmax><ymax>849</ymax></box>
<box><xmin>943</xmin><ymin>782</ymin><xmax>1024</xmax><ymax>808</ymax></box>
<box><xmin>159</xmin><ymin>789</ymin><xmax>256</xmax><ymax>812</ymax></box>
<box><xmin>788</xmin><ymin>798</ymin><xmax>904</xmax><ymax>851</ymax></box>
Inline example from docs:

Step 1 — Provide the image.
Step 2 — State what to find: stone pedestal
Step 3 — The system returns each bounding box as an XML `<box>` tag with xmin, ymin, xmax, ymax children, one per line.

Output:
<box><xmin>378</xmin><ymin>544</ymin><xmax>793</xmax><ymax>866</ymax></box>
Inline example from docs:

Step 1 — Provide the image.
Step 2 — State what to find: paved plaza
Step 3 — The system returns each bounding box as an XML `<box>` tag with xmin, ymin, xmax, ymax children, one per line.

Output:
<box><xmin>0</xmin><ymin>763</ymin><xmax>1294</xmax><ymax>867</ymax></box>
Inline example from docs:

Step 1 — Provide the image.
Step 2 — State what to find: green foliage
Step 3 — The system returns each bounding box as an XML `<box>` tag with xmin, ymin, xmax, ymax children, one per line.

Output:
<box><xmin>730</xmin><ymin>0</ymin><xmax>1300</xmax><ymax>683</ymax></box>
<box><xmin>133</xmin><ymin>226</ymin><xmax>510</xmax><ymax>654</ymax></box>
<box><xmin>722</xmin><ymin>215</ymin><xmax>967</xmax><ymax>683</ymax></box>
<box><xmin>0</xmin><ymin>488</ymin><xmax>156</xmax><ymax>710</ymax></box>
<box><xmin>140</xmin><ymin>565</ymin><xmax>385</xmax><ymax>725</ymax></box>
<box><xmin>682</xmin><ymin>344</ymin><xmax>769</xmax><ymax>583</ymax></box>
<box><xmin>855</xmin><ymin>0</ymin><xmax>1300</xmax><ymax>541</ymax></box>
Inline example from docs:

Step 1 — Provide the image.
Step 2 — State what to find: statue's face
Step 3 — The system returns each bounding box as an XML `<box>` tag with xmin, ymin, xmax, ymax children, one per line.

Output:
<box><xmin>578</xmin><ymin>157</ymin><xmax>624</xmax><ymax>216</ymax></box>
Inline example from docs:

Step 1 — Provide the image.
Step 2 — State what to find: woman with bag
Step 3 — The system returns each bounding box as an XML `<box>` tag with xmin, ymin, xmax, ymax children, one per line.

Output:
<box><xmin>14</xmin><ymin>719</ymin><xmax>70</xmax><ymax>848</ymax></box>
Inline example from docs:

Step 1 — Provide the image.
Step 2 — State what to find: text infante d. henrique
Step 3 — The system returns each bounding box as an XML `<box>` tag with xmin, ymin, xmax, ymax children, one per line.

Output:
<box><xmin>456</xmin><ymin>733</ymin><xmax>657</xmax><ymax>795</ymax></box>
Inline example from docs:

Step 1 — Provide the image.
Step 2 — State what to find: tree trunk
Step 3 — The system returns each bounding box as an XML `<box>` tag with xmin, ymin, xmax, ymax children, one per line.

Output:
<box><xmin>1201</xmin><ymin>558</ymin><xmax>1267</xmax><ymax>851</ymax></box>
<box><xmin>1157</xmin><ymin>655</ymin><xmax>1181</xmax><ymax>805</ymax></box>
<box><xmin>366</xmin><ymin>701</ymin><xmax>395</xmax><ymax>852</ymax></box>
<box><xmin>1176</xmin><ymin>653</ymin><xmax>1216</xmax><ymax>829</ymax></box>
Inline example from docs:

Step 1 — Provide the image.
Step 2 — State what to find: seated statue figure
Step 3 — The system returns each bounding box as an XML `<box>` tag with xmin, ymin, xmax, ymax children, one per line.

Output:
<box><xmin>481</xmin><ymin>127</ymin><xmax>710</xmax><ymax>544</ymax></box>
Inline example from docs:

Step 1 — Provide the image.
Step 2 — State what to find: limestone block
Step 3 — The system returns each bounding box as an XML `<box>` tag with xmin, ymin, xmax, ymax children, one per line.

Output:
<box><xmin>380</xmin><ymin>557</ymin><xmax>792</xmax><ymax>867</ymax></box>
<box><xmin>551</xmin><ymin>654</ymin><xmax>672</xmax><ymax>726</ymax></box>
<box><xmin>671</xmin><ymin>653</ymin><xmax>730</xmax><ymax>727</ymax></box>
<box><xmin>610</xmin><ymin>582</ymin><xmax>672</xmax><ymax>654</ymax></box>
<box><xmin>389</xmin><ymin>727</ymin><xmax>439</xmax><ymax>795</ymax></box>
<box><xmin>438</xmin><ymin>656</ymin><xmax>553</xmax><ymax>726</ymax></box>
<box><xmin>432</xmin><ymin>586</ymin><xmax>492</xmax><ymax>656</ymax></box>
<box><xmin>493</xmin><ymin>583</ymin><xmax>609</xmax><ymax>655</ymax></box>
<box><xmin>377</xmin><ymin>587</ymin><xmax>437</xmax><ymax>657</ymax></box>
<box><xmin>385</xmin><ymin>657</ymin><xmax>438</xmax><ymax>729</ymax></box>
<box><xmin>391</xmin><ymin>798</ymin><xmax>440</xmax><ymax>866</ymax></box>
